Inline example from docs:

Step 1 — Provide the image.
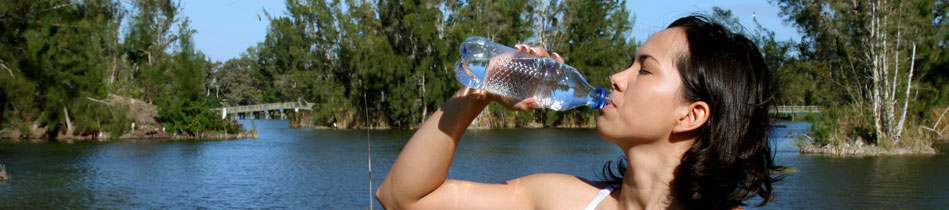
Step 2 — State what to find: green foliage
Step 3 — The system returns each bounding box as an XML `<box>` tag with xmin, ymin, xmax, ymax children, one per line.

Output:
<box><xmin>121</xmin><ymin>0</ymin><xmax>240</xmax><ymax>137</ymax></box>
<box><xmin>221</xmin><ymin>0</ymin><xmax>638</xmax><ymax>129</ymax></box>
<box><xmin>543</xmin><ymin>0</ymin><xmax>635</xmax><ymax>126</ymax></box>
<box><xmin>157</xmin><ymin>16</ymin><xmax>240</xmax><ymax>136</ymax></box>
<box><xmin>800</xmin><ymin>113</ymin><xmax>834</xmax><ymax>145</ymax></box>
<box><xmin>216</xmin><ymin>47</ymin><xmax>263</xmax><ymax>106</ymax></box>
<box><xmin>773</xmin><ymin>0</ymin><xmax>947</xmax><ymax>145</ymax></box>
<box><xmin>104</xmin><ymin>102</ymin><xmax>132</xmax><ymax>139</ymax></box>
<box><xmin>121</xmin><ymin>0</ymin><xmax>179</xmax><ymax>104</ymax></box>
<box><xmin>912</xmin><ymin>0</ymin><xmax>949</xmax><ymax>127</ymax></box>
<box><xmin>0</xmin><ymin>0</ymin><xmax>637</xmax><ymax>132</ymax></box>
<box><xmin>158</xmin><ymin>97</ymin><xmax>239</xmax><ymax>135</ymax></box>
<box><xmin>1</xmin><ymin>0</ymin><xmax>242</xmax><ymax>139</ymax></box>
<box><xmin>0</xmin><ymin>0</ymin><xmax>129</xmax><ymax>138</ymax></box>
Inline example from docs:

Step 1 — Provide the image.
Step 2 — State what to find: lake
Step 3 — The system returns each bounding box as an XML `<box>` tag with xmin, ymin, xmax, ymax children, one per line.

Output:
<box><xmin>1</xmin><ymin>120</ymin><xmax>946</xmax><ymax>209</ymax></box>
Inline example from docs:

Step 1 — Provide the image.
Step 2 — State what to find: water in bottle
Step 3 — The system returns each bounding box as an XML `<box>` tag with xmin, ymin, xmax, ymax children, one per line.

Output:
<box><xmin>454</xmin><ymin>36</ymin><xmax>611</xmax><ymax>111</ymax></box>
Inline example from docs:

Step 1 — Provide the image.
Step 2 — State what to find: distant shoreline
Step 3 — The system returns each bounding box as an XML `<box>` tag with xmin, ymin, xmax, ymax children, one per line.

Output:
<box><xmin>0</xmin><ymin>131</ymin><xmax>256</xmax><ymax>143</ymax></box>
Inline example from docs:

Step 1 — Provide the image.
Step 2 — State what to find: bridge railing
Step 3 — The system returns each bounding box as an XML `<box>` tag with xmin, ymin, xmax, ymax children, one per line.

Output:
<box><xmin>772</xmin><ymin>105</ymin><xmax>821</xmax><ymax>114</ymax></box>
<box><xmin>212</xmin><ymin>102</ymin><xmax>316</xmax><ymax>114</ymax></box>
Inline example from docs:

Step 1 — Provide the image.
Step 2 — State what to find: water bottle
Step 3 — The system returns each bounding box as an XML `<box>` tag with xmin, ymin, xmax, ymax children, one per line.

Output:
<box><xmin>454</xmin><ymin>36</ymin><xmax>611</xmax><ymax>111</ymax></box>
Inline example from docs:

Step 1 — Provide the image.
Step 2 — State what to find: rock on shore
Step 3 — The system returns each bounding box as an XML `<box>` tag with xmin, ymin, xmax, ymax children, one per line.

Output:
<box><xmin>799</xmin><ymin>140</ymin><xmax>937</xmax><ymax>156</ymax></box>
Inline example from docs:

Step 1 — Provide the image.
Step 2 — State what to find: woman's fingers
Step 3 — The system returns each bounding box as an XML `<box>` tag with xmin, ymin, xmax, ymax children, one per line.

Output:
<box><xmin>509</xmin><ymin>98</ymin><xmax>541</xmax><ymax>112</ymax></box>
<box><xmin>514</xmin><ymin>44</ymin><xmax>529</xmax><ymax>53</ymax></box>
<box><xmin>551</xmin><ymin>52</ymin><xmax>565</xmax><ymax>63</ymax></box>
<box><xmin>515</xmin><ymin>44</ymin><xmax>549</xmax><ymax>57</ymax></box>
<box><xmin>487</xmin><ymin>92</ymin><xmax>540</xmax><ymax>112</ymax></box>
<box><xmin>529</xmin><ymin>46</ymin><xmax>550</xmax><ymax>57</ymax></box>
<box><xmin>499</xmin><ymin>97</ymin><xmax>540</xmax><ymax>112</ymax></box>
<box><xmin>515</xmin><ymin>44</ymin><xmax>564</xmax><ymax>64</ymax></box>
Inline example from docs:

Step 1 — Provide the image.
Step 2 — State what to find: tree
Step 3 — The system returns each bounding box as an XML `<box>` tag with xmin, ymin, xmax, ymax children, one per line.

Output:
<box><xmin>217</xmin><ymin>47</ymin><xmax>263</xmax><ymax>106</ymax></box>
<box><xmin>773</xmin><ymin>0</ymin><xmax>945</xmax><ymax>145</ymax></box>
<box><xmin>242</xmin><ymin>0</ymin><xmax>637</xmax><ymax>129</ymax></box>
<box><xmin>0</xmin><ymin>0</ymin><xmax>128</xmax><ymax>138</ymax></box>
<box><xmin>122</xmin><ymin>0</ymin><xmax>179</xmax><ymax>104</ymax></box>
<box><xmin>157</xmin><ymin>18</ymin><xmax>238</xmax><ymax>135</ymax></box>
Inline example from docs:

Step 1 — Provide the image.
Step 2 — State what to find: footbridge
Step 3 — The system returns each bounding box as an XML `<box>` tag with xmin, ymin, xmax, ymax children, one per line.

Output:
<box><xmin>213</xmin><ymin>102</ymin><xmax>315</xmax><ymax>119</ymax></box>
<box><xmin>772</xmin><ymin>105</ymin><xmax>821</xmax><ymax>114</ymax></box>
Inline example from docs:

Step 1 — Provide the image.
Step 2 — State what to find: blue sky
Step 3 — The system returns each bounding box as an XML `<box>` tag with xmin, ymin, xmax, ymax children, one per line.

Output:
<box><xmin>181</xmin><ymin>0</ymin><xmax>802</xmax><ymax>62</ymax></box>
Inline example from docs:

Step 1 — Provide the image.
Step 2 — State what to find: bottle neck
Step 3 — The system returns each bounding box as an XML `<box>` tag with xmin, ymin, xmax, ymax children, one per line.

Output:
<box><xmin>589</xmin><ymin>88</ymin><xmax>611</xmax><ymax>109</ymax></box>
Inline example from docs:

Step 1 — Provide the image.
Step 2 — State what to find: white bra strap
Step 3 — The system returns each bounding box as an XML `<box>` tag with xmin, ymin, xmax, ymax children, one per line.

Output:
<box><xmin>583</xmin><ymin>184</ymin><xmax>617</xmax><ymax>210</ymax></box>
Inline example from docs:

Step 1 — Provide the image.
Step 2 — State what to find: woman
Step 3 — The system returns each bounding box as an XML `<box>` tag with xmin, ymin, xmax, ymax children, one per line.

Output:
<box><xmin>376</xmin><ymin>16</ymin><xmax>781</xmax><ymax>209</ymax></box>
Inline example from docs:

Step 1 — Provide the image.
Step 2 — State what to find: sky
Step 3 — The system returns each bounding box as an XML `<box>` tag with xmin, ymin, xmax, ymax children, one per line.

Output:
<box><xmin>179</xmin><ymin>0</ymin><xmax>286</xmax><ymax>62</ymax></box>
<box><xmin>181</xmin><ymin>0</ymin><xmax>802</xmax><ymax>62</ymax></box>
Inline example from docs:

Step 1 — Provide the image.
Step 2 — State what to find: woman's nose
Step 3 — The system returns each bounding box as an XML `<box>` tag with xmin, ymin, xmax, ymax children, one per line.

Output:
<box><xmin>610</xmin><ymin>72</ymin><xmax>626</xmax><ymax>92</ymax></box>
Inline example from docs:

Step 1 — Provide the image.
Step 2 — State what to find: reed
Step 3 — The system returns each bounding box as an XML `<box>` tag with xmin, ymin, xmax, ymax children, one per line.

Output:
<box><xmin>0</xmin><ymin>163</ymin><xmax>8</xmax><ymax>182</ymax></box>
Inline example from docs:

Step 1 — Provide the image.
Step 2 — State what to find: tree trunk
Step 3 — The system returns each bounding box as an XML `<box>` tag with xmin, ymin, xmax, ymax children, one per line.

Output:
<box><xmin>420</xmin><ymin>69</ymin><xmax>427</xmax><ymax>125</ymax></box>
<box><xmin>63</xmin><ymin>106</ymin><xmax>73</xmax><ymax>136</ymax></box>
<box><xmin>894</xmin><ymin>44</ymin><xmax>916</xmax><ymax>142</ymax></box>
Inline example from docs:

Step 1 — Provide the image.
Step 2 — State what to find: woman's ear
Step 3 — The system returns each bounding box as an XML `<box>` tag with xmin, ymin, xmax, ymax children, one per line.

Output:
<box><xmin>672</xmin><ymin>101</ymin><xmax>709</xmax><ymax>133</ymax></box>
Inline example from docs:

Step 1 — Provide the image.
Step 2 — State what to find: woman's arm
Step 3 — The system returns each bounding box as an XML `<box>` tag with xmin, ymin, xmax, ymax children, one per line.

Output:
<box><xmin>376</xmin><ymin>88</ymin><xmax>540</xmax><ymax>209</ymax></box>
<box><xmin>374</xmin><ymin>87</ymin><xmax>486</xmax><ymax>205</ymax></box>
<box><xmin>376</xmin><ymin>45</ymin><xmax>565</xmax><ymax>210</ymax></box>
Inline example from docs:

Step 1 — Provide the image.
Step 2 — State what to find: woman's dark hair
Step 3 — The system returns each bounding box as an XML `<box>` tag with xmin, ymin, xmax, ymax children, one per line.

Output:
<box><xmin>599</xmin><ymin>16</ymin><xmax>782</xmax><ymax>209</ymax></box>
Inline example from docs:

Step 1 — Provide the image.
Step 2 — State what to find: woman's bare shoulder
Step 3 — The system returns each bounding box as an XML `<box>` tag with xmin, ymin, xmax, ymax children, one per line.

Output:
<box><xmin>514</xmin><ymin>173</ymin><xmax>609</xmax><ymax>188</ymax></box>
<box><xmin>508</xmin><ymin>173</ymin><xmax>609</xmax><ymax>209</ymax></box>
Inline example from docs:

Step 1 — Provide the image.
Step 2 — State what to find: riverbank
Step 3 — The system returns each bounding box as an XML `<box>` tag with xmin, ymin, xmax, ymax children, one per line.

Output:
<box><xmin>0</xmin><ymin>131</ymin><xmax>257</xmax><ymax>143</ymax></box>
<box><xmin>799</xmin><ymin>142</ymin><xmax>938</xmax><ymax>155</ymax></box>
<box><xmin>0</xmin><ymin>95</ymin><xmax>254</xmax><ymax>142</ymax></box>
<box><xmin>117</xmin><ymin>129</ymin><xmax>258</xmax><ymax>141</ymax></box>
<box><xmin>774</xmin><ymin>121</ymin><xmax>940</xmax><ymax>156</ymax></box>
<box><xmin>795</xmin><ymin>133</ymin><xmax>938</xmax><ymax>156</ymax></box>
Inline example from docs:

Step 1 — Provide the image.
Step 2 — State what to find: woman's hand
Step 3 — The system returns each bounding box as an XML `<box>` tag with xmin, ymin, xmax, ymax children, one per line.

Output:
<box><xmin>458</xmin><ymin>87</ymin><xmax>540</xmax><ymax>112</ymax></box>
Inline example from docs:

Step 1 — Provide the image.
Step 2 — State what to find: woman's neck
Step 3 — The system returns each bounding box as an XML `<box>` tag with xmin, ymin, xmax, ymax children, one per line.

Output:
<box><xmin>616</xmin><ymin>137</ymin><xmax>693</xmax><ymax>210</ymax></box>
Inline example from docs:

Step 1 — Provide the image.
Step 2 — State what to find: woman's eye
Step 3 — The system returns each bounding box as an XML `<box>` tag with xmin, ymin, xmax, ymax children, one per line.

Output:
<box><xmin>639</xmin><ymin>69</ymin><xmax>652</xmax><ymax>75</ymax></box>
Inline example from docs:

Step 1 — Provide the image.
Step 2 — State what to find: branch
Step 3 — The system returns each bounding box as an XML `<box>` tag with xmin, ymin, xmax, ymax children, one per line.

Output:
<box><xmin>933</xmin><ymin>106</ymin><xmax>949</xmax><ymax>132</ymax></box>
<box><xmin>813</xmin><ymin>62</ymin><xmax>859</xmax><ymax>105</ymax></box>
<box><xmin>37</xmin><ymin>1</ymin><xmax>80</xmax><ymax>13</ymax></box>
<box><xmin>0</xmin><ymin>58</ymin><xmax>13</xmax><ymax>78</ymax></box>
<box><xmin>87</xmin><ymin>97</ymin><xmax>111</xmax><ymax>105</ymax></box>
<box><xmin>0</xmin><ymin>1</ymin><xmax>80</xmax><ymax>24</ymax></box>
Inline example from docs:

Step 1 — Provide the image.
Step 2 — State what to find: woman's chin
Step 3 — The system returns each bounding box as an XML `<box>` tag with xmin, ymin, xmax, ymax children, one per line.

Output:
<box><xmin>595</xmin><ymin>119</ymin><xmax>615</xmax><ymax>139</ymax></box>
<box><xmin>596</xmin><ymin>118</ymin><xmax>631</xmax><ymax>145</ymax></box>
<box><xmin>596</xmin><ymin>113</ymin><xmax>614</xmax><ymax>128</ymax></box>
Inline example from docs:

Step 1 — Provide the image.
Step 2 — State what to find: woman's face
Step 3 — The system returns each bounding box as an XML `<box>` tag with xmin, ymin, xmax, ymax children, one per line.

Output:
<box><xmin>597</xmin><ymin>27</ymin><xmax>690</xmax><ymax>147</ymax></box>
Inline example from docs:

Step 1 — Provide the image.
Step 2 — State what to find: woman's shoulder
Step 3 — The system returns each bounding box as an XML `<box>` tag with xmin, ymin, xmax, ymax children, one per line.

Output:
<box><xmin>515</xmin><ymin>173</ymin><xmax>611</xmax><ymax>189</ymax></box>
<box><xmin>509</xmin><ymin>173</ymin><xmax>611</xmax><ymax>209</ymax></box>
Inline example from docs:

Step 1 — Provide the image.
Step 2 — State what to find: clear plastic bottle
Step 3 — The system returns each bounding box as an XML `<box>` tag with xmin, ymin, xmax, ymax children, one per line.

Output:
<box><xmin>454</xmin><ymin>36</ymin><xmax>611</xmax><ymax>111</ymax></box>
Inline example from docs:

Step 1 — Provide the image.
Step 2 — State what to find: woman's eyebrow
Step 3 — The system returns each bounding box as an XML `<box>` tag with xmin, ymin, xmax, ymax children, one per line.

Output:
<box><xmin>638</xmin><ymin>54</ymin><xmax>660</xmax><ymax>65</ymax></box>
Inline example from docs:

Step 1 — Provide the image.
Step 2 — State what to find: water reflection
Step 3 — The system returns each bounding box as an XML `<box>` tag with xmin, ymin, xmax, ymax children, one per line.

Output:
<box><xmin>762</xmin><ymin>123</ymin><xmax>948</xmax><ymax>209</ymax></box>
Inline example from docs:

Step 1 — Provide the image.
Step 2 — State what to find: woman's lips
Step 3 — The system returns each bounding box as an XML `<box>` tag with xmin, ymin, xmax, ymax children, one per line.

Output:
<box><xmin>603</xmin><ymin>101</ymin><xmax>616</xmax><ymax>109</ymax></box>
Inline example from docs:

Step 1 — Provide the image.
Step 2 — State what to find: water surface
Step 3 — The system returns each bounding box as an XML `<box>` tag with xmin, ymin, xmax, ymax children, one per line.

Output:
<box><xmin>0</xmin><ymin>120</ymin><xmax>945</xmax><ymax>209</ymax></box>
